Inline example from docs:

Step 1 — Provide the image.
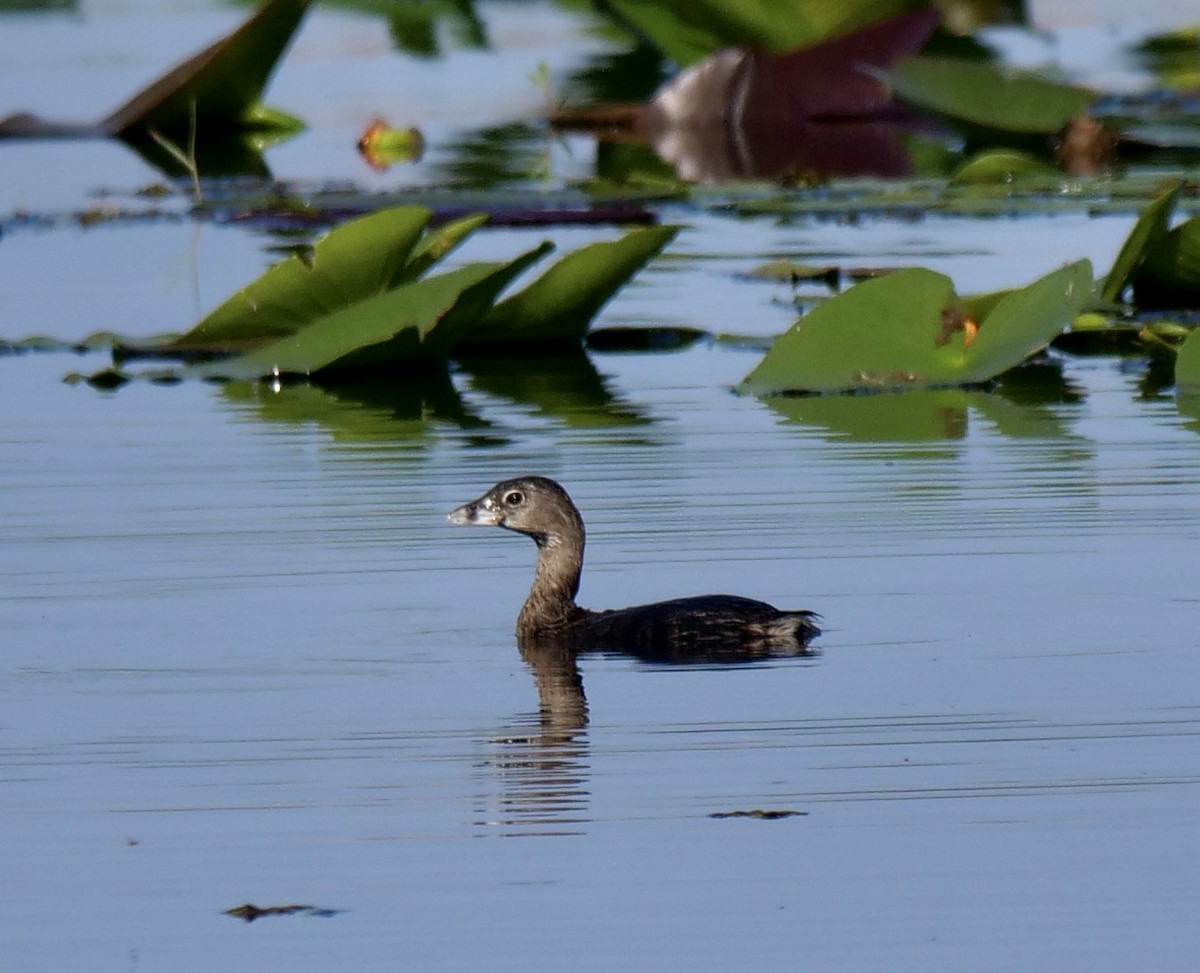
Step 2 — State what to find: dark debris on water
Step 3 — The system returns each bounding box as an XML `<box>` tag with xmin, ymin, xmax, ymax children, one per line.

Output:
<box><xmin>224</xmin><ymin>903</ymin><xmax>343</xmax><ymax>923</ymax></box>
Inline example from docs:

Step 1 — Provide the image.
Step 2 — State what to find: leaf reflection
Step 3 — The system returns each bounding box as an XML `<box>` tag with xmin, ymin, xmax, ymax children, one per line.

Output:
<box><xmin>219</xmin><ymin>370</ymin><xmax>486</xmax><ymax>446</ymax></box>
<box><xmin>761</xmin><ymin>360</ymin><xmax>1084</xmax><ymax>442</ymax></box>
<box><xmin>456</xmin><ymin>351</ymin><xmax>653</xmax><ymax>430</ymax></box>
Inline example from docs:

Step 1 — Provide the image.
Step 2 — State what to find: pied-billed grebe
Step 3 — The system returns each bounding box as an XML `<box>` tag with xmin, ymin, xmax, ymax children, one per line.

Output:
<box><xmin>448</xmin><ymin>476</ymin><xmax>820</xmax><ymax>652</ymax></box>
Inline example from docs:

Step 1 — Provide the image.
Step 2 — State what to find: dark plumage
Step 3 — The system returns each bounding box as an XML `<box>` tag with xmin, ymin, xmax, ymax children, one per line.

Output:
<box><xmin>448</xmin><ymin>476</ymin><xmax>820</xmax><ymax>655</ymax></box>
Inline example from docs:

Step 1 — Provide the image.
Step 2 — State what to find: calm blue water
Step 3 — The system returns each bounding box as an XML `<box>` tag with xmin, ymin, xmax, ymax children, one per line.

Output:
<box><xmin>3</xmin><ymin>2</ymin><xmax>1200</xmax><ymax>971</ymax></box>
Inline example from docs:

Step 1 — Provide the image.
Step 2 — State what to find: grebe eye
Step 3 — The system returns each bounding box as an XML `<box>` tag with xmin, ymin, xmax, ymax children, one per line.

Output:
<box><xmin>503</xmin><ymin>490</ymin><xmax>524</xmax><ymax>507</ymax></box>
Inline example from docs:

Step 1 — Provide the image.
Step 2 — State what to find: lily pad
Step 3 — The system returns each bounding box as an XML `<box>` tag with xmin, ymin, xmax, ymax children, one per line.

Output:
<box><xmin>199</xmin><ymin>246</ymin><xmax>553</xmax><ymax>379</ymax></box>
<box><xmin>466</xmin><ymin>225</ymin><xmax>679</xmax><ymax>348</ymax></box>
<box><xmin>170</xmin><ymin>207</ymin><xmax>433</xmax><ymax>352</ymax></box>
<box><xmin>120</xmin><ymin>210</ymin><xmax>677</xmax><ymax>376</ymax></box>
<box><xmin>1175</xmin><ymin>328</ymin><xmax>1200</xmax><ymax>393</ymax></box>
<box><xmin>1132</xmin><ymin>213</ymin><xmax>1200</xmax><ymax>309</ymax></box>
<box><xmin>739</xmin><ymin>260</ymin><xmax>1093</xmax><ymax>394</ymax></box>
<box><xmin>951</xmin><ymin>149</ymin><xmax>1059</xmax><ymax>185</ymax></box>
<box><xmin>1102</xmin><ymin>182</ymin><xmax>1181</xmax><ymax>304</ymax></box>
<box><xmin>882</xmin><ymin>57</ymin><xmax>1095</xmax><ymax>136</ymax></box>
<box><xmin>603</xmin><ymin>0</ymin><xmax>914</xmax><ymax>66</ymax></box>
<box><xmin>104</xmin><ymin>0</ymin><xmax>310</xmax><ymax>140</ymax></box>
<box><xmin>0</xmin><ymin>0</ymin><xmax>309</xmax><ymax>144</ymax></box>
<box><xmin>398</xmin><ymin>213</ymin><xmax>489</xmax><ymax>284</ymax></box>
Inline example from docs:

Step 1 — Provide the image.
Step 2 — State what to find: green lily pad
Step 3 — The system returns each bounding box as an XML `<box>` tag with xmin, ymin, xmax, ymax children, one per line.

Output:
<box><xmin>398</xmin><ymin>213</ymin><xmax>489</xmax><ymax>284</ymax></box>
<box><xmin>739</xmin><ymin>260</ymin><xmax>1093</xmax><ymax>394</ymax></box>
<box><xmin>123</xmin><ymin>215</ymin><xmax>677</xmax><ymax>377</ymax></box>
<box><xmin>104</xmin><ymin>0</ymin><xmax>311</xmax><ymax>140</ymax></box>
<box><xmin>171</xmin><ymin>207</ymin><xmax>434</xmax><ymax>351</ymax></box>
<box><xmin>1132</xmin><ymin>213</ymin><xmax>1200</xmax><ymax>309</ymax></box>
<box><xmin>1102</xmin><ymin>182</ymin><xmax>1181</xmax><ymax>304</ymax></box>
<box><xmin>200</xmin><ymin>245</ymin><xmax>553</xmax><ymax>379</ymax></box>
<box><xmin>603</xmin><ymin>0</ymin><xmax>913</xmax><ymax>65</ymax></box>
<box><xmin>467</xmin><ymin>224</ymin><xmax>679</xmax><ymax>348</ymax></box>
<box><xmin>0</xmin><ymin>0</ymin><xmax>309</xmax><ymax>145</ymax></box>
<box><xmin>1175</xmin><ymin>328</ymin><xmax>1200</xmax><ymax>393</ymax></box>
<box><xmin>951</xmin><ymin>149</ymin><xmax>1059</xmax><ymax>185</ymax></box>
<box><xmin>883</xmin><ymin>57</ymin><xmax>1095</xmax><ymax>135</ymax></box>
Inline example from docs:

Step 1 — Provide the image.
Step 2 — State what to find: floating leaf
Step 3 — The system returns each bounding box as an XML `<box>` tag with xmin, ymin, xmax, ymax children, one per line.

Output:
<box><xmin>466</xmin><ymin>225</ymin><xmax>679</xmax><ymax>348</ymax></box>
<box><xmin>882</xmin><ymin>57</ymin><xmax>1094</xmax><ymax>135</ymax></box>
<box><xmin>741</xmin><ymin>260</ymin><xmax>840</xmax><ymax>287</ymax></box>
<box><xmin>1132</xmin><ymin>27</ymin><xmax>1200</xmax><ymax>92</ymax></box>
<box><xmin>200</xmin><ymin>246</ymin><xmax>553</xmax><ymax>379</ymax></box>
<box><xmin>117</xmin><ymin>217</ymin><xmax>677</xmax><ymax>378</ymax></box>
<box><xmin>103</xmin><ymin>0</ymin><xmax>311</xmax><ymax>140</ymax></box>
<box><xmin>171</xmin><ymin>207</ymin><xmax>433</xmax><ymax>351</ymax></box>
<box><xmin>643</xmin><ymin>9</ymin><xmax>939</xmax><ymax>125</ymax></box>
<box><xmin>398</xmin><ymin>213</ymin><xmax>489</xmax><ymax>285</ymax></box>
<box><xmin>951</xmin><ymin>149</ymin><xmax>1058</xmax><ymax>185</ymax></box>
<box><xmin>0</xmin><ymin>0</ymin><xmax>309</xmax><ymax>142</ymax></box>
<box><xmin>1102</xmin><ymin>182</ymin><xmax>1181</xmax><ymax>304</ymax></box>
<box><xmin>1132</xmin><ymin>213</ymin><xmax>1200</xmax><ymax>309</ymax></box>
<box><xmin>238</xmin><ymin>102</ymin><xmax>307</xmax><ymax>137</ymax></box>
<box><xmin>1175</xmin><ymin>328</ymin><xmax>1200</xmax><ymax>392</ymax></box>
<box><xmin>604</xmin><ymin>0</ymin><xmax>915</xmax><ymax>66</ymax></box>
<box><xmin>740</xmin><ymin>268</ymin><xmax>956</xmax><ymax>394</ymax></box>
<box><xmin>586</xmin><ymin>325</ymin><xmax>709</xmax><ymax>352</ymax></box>
<box><xmin>740</xmin><ymin>260</ymin><xmax>1092</xmax><ymax>394</ymax></box>
<box><xmin>964</xmin><ymin>261</ymin><xmax>1092</xmax><ymax>376</ymax></box>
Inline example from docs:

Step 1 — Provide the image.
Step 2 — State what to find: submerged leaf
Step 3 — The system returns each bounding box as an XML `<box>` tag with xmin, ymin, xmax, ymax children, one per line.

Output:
<box><xmin>882</xmin><ymin>57</ymin><xmax>1094</xmax><ymax>135</ymax></box>
<box><xmin>172</xmin><ymin>207</ymin><xmax>433</xmax><ymax>350</ymax></box>
<box><xmin>740</xmin><ymin>261</ymin><xmax>1092</xmax><ymax>394</ymax></box>
<box><xmin>1103</xmin><ymin>182</ymin><xmax>1181</xmax><ymax>304</ymax></box>
<box><xmin>466</xmin><ymin>225</ymin><xmax>679</xmax><ymax>348</ymax></box>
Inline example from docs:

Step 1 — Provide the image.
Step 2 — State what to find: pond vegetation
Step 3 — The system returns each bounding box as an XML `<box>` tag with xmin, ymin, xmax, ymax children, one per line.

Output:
<box><xmin>4</xmin><ymin>0</ymin><xmax>1200</xmax><ymax>410</ymax></box>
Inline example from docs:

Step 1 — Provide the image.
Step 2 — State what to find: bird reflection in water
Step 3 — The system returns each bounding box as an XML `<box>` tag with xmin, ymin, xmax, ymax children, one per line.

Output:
<box><xmin>474</xmin><ymin>638</ymin><xmax>590</xmax><ymax>836</ymax></box>
<box><xmin>475</xmin><ymin>631</ymin><xmax>817</xmax><ymax>836</ymax></box>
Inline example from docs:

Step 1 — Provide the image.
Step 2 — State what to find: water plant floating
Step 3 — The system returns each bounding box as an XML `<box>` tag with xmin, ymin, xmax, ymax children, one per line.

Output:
<box><xmin>739</xmin><ymin>261</ymin><xmax>1093</xmax><ymax>395</ymax></box>
<box><xmin>878</xmin><ymin>56</ymin><xmax>1095</xmax><ymax>137</ymax></box>
<box><xmin>115</xmin><ymin>207</ymin><xmax>677</xmax><ymax>380</ymax></box>
<box><xmin>0</xmin><ymin>0</ymin><xmax>308</xmax><ymax>175</ymax></box>
<box><xmin>600</xmin><ymin>0</ymin><xmax>917</xmax><ymax>66</ymax></box>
